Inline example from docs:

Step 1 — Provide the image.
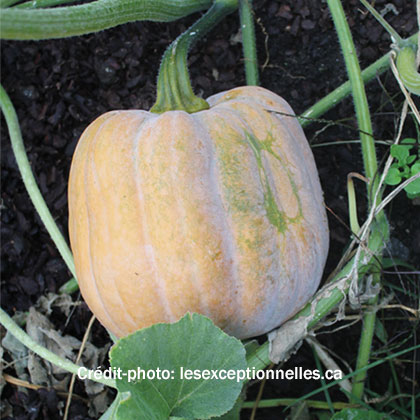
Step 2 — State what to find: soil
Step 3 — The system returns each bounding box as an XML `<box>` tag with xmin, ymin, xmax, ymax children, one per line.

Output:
<box><xmin>1</xmin><ymin>0</ymin><xmax>419</xmax><ymax>419</ymax></box>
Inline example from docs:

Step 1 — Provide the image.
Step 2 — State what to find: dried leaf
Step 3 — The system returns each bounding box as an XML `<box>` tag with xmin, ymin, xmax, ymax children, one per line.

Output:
<box><xmin>268</xmin><ymin>317</ymin><xmax>308</xmax><ymax>364</ymax></box>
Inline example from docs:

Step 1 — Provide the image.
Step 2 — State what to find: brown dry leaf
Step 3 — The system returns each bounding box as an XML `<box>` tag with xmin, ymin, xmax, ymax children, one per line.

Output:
<box><xmin>36</xmin><ymin>292</ymin><xmax>75</xmax><ymax>317</ymax></box>
<box><xmin>27</xmin><ymin>352</ymin><xmax>50</xmax><ymax>387</ymax></box>
<box><xmin>88</xmin><ymin>389</ymin><xmax>114</xmax><ymax>418</ymax></box>
<box><xmin>1</xmin><ymin>328</ymin><xmax>29</xmax><ymax>378</ymax></box>
<box><xmin>268</xmin><ymin>317</ymin><xmax>308</xmax><ymax>364</ymax></box>
<box><xmin>25</xmin><ymin>307</ymin><xmax>108</xmax><ymax>396</ymax></box>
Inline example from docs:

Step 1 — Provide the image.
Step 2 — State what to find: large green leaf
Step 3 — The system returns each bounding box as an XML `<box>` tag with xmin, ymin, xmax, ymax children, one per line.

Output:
<box><xmin>110</xmin><ymin>313</ymin><xmax>246</xmax><ymax>420</ymax></box>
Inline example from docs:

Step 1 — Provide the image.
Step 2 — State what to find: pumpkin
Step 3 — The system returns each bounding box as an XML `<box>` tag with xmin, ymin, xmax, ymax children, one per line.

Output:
<box><xmin>68</xmin><ymin>86</ymin><xmax>329</xmax><ymax>340</ymax></box>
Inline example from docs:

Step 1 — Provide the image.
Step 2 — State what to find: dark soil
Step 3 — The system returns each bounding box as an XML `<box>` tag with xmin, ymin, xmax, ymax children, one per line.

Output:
<box><xmin>1</xmin><ymin>0</ymin><xmax>419</xmax><ymax>419</ymax></box>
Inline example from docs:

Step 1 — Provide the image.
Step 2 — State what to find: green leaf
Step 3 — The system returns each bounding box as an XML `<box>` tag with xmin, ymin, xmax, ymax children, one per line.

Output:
<box><xmin>99</xmin><ymin>394</ymin><xmax>121</xmax><ymax>420</ymax></box>
<box><xmin>400</xmin><ymin>137</ymin><xmax>416</xmax><ymax>146</ymax></box>
<box><xmin>314</xmin><ymin>412</ymin><xmax>334</xmax><ymax>420</ymax></box>
<box><xmin>331</xmin><ymin>408</ymin><xmax>394</xmax><ymax>419</ymax></box>
<box><xmin>110</xmin><ymin>313</ymin><xmax>246</xmax><ymax>420</ymax></box>
<box><xmin>382</xmin><ymin>257</ymin><xmax>417</xmax><ymax>270</ymax></box>
<box><xmin>405</xmin><ymin>184</ymin><xmax>420</xmax><ymax>197</ymax></box>
<box><xmin>384</xmin><ymin>167</ymin><xmax>402</xmax><ymax>185</ymax></box>
<box><xmin>404</xmin><ymin>179</ymin><xmax>420</xmax><ymax>195</ymax></box>
<box><xmin>407</xmin><ymin>155</ymin><xmax>416</xmax><ymax>165</ymax></box>
<box><xmin>403</xmin><ymin>163</ymin><xmax>420</xmax><ymax>196</ymax></box>
<box><xmin>374</xmin><ymin>318</ymin><xmax>388</xmax><ymax>345</ymax></box>
<box><xmin>411</xmin><ymin>162</ymin><xmax>420</xmax><ymax>173</ymax></box>
<box><xmin>406</xmin><ymin>191</ymin><xmax>420</xmax><ymax>199</ymax></box>
<box><xmin>390</xmin><ymin>143</ymin><xmax>410</xmax><ymax>165</ymax></box>
<box><xmin>218</xmin><ymin>396</ymin><xmax>243</xmax><ymax>420</ymax></box>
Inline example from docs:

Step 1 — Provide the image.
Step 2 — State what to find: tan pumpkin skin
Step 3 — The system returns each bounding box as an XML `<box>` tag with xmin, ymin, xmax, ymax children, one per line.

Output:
<box><xmin>68</xmin><ymin>86</ymin><xmax>329</xmax><ymax>339</ymax></box>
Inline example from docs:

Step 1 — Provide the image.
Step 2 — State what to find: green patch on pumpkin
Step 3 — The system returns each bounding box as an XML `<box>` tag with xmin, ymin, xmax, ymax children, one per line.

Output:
<box><xmin>244</xmin><ymin>131</ymin><xmax>302</xmax><ymax>233</ymax></box>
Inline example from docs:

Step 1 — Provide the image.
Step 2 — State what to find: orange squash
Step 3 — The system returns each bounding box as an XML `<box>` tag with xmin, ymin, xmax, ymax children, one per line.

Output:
<box><xmin>68</xmin><ymin>86</ymin><xmax>329</xmax><ymax>339</ymax></box>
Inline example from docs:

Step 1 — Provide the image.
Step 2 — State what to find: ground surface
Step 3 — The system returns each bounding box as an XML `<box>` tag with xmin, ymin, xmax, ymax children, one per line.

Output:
<box><xmin>1</xmin><ymin>0</ymin><xmax>419</xmax><ymax>419</ymax></box>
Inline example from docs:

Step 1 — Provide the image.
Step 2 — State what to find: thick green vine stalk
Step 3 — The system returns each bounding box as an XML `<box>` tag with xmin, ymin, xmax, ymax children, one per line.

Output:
<box><xmin>0</xmin><ymin>0</ymin><xmax>20</xmax><ymax>7</ymax></box>
<box><xmin>327</xmin><ymin>0</ymin><xmax>377</xmax><ymax>194</ymax></box>
<box><xmin>0</xmin><ymin>0</ymin><xmax>212</xmax><ymax>39</ymax></box>
<box><xmin>0</xmin><ymin>85</ymin><xmax>76</xmax><ymax>278</ymax></box>
<box><xmin>396</xmin><ymin>44</ymin><xmax>420</xmax><ymax>95</ymax></box>
<box><xmin>150</xmin><ymin>0</ymin><xmax>238</xmax><ymax>113</ymax></box>
<box><xmin>238</xmin><ymin>0</ymin><xmax>259</xmax><ymax>85</ymax></box>
<box><xmin>327</xmin><ymin>0</ymin><xmax>386</xmax><ymax>403</ymax></box>
<box><xmin>299</xmin><ymin>32</ymin><xmax>418</xmax><ymax>126</ymax></box>
<box><xmin>0</xmin><ymin>308</ymin><xmax>116</xmax><ymax>388</ymax></box>
<box><xmin>15</xmin><ymin>0</ymin><xmax>79</xmax><ymax>9</ymax></box>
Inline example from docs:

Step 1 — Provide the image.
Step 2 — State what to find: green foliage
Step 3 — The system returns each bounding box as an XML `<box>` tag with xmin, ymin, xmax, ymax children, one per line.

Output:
<box><xmin>109</xmin><ymin>313</ymin><xmax>246</xmax><ymax>420</ymax></box>
<box><xmin>373</xmin><ymin>318</ymin><xmax>388</xmax><ymax>345</ymax></box>
<box><xmin>385</xmin><ymin>138</ymin><xmax>420</xmax><ymax>199</ymax></box>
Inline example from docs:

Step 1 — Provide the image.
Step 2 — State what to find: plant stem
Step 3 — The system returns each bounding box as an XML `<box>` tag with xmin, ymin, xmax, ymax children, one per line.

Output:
<box><xmin>15</xmin><ymin>0</ymin><xmax>79</xmax><ymax>9</ymax></box>
<box><xmin>0</xmin><ymin>0</ymin><xmax>20</xmax><ymax>7</ymax></box>
<box><xmin>359</xmin><ymin>0</ymin><xmax>403</xmax><ymax>45</ymax></box>
<box><xmin>350</xmin><ymin>271</ymin><xmax>380</xmax><ymax>402</ymax></box>
<box><xmin>0</xmin><ymin>84</ymin><xmax>76</xmax><ymax>278</ymax></box>
<box><xmin>327</xmin><ymin>0</ymin><xmax>385</xmax><ymax>403</ymax></box>
<box><xmin>396</xmin><ymin>45</ymin><xmax>420</xmax><ymax>96</ymax></box>
<box><xmin>59</xmin><ymin>277</ymin><xmax>79</xmax><ymax>294</ymax></box>
<box><xmin>311</xmin><ymin>346</ymin><xmax>334</xmax><ymax>413</ymax></box>
<box><xmin>150</xmin><ymin>0</ymin><xmax>238</xmax><ymax>113</ymax></box>
<box><xmin>239</xmin><ymin>0</ymin><xmax>259</xmax><ymax>85</ymax></box>
<box><xmin>327</xmin><ymin>0</ymin><xmax>377</xmax><ymax>191</ymax></box>
<box><xmin>300</xmin><ymin>33</ymin><xmax>418</xmax><ymax>128</ymax></box>
<box><xmin>0</xmin><ymin>0</ymin><xmax>212</xmax><ymax>40</ymax></box>
<box><xmin>0</xmin><ymin>308</ymin><xmax>116</xmax><ymax>388</ymax></box>
<box><xmin>277</xmin><ymin>344</ymin><xmax>420</xmax><ymax>412</ymax></box>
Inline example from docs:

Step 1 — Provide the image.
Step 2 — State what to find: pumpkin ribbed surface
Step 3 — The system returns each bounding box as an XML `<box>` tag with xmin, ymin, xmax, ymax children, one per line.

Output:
<box><xmin>68</xmin><ymin>86</ymin><xmax>329</xmax><ymax>339</ymax></box>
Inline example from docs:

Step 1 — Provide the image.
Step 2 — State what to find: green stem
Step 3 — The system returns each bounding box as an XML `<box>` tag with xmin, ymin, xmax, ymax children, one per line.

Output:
<box><xmin>387</xmin><ymin>352</ymin><xmax>404</xmax><ymax>408</ymax></box>
<box><xmin>0</xmin><ymin>0</ymin><xmax>20</xmax><ymax>7</ymax></box>
<box><xmin>150</xmin><ymin>0</ymin><xmax>238</xmax><ymax>113</ymax></box>
<box><xmin>359</xmin><ymin>0</ymin><xmax>403</xmax><ymax>45</ymax></box>
<box><xmin>358</xmin><ymin>1</ymin><xmax>420</xmax><ymax>95</ymax></box>
<box><xmin>299</xmin><ymin>33</ymin><xmax>418</xmax><ymax>128</ymax></box>
<box><xmin>0</xmin><ymin>307</ymin><xmax>116</xmax><ymax>388</ymax></box>
<box><xmin>239</xmin><ymin>0</ymin><xmax>259</xmax><ymax>85</ymax></box>
<box><xmin>327</xmin><ymin>0</ymin><xmax>377</xmax><ymax>193</ymax></box>
<box><xmin>327</xmin><ymin>0</ymin><xmax>384</xmax><ymax>403</ymax></box>
<box><xmin>396</xmin><ymin>45</ymin><xmax>420</xmax><ymax>96</ymax></box>
<box><xmin>281</xmin><ymin>344</ymin><xmax>420</xmax><ymax>412</ymax></box>
<box><xmin>311</xmin><ymin>346</ymin><xmax>334</xmax><ymax>413</ymax></box>
<box><xmin>0</xmin><ymin>84</ymin><xmax>76</xmax><ymax>278</ymax></box>
<box><xmin>15</xmin><ymin>0</ymin><xmax>79</xmax><ymax>9</ymax></box>
<box><xmin>59</xmin><ymin>277</ymin><xmax>79</xmax><ymax>294</ymax></box>
<box><xmin>350</xmin><ymin>270</ymin><xmax>380</xmax><ymax>402</ymax></box>
<box><xmin>0</xmin><ymin>0</ymin><xmax>212</xmax><ymax>40</ymax></box>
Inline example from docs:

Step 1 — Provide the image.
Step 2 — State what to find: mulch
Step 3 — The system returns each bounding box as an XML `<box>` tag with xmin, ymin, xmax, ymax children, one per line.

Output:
<box><xmin>1</xmin><ymin>0</ymin><xmax>419</xmax><ymax>418</ymax></box>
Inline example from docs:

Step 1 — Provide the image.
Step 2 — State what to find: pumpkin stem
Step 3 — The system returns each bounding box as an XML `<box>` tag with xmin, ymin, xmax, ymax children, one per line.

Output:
<box><xmin>150</xmin><ymin>0</ymin><xmax>238</xmax><ymax>114</ymax></box>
